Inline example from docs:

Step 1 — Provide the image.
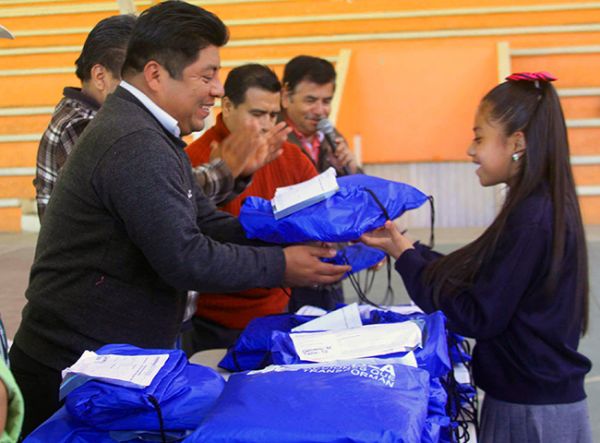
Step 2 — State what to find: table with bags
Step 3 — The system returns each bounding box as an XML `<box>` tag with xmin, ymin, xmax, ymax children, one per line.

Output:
<box><xmin>25</xmin><ymin>304</ymin><xmax>477</xmax><ymax>443</ymax></box>
<box><xmin>25</xmin><ymin>174</ymin><xmax>477</xmax><ymax>442</ymax></box>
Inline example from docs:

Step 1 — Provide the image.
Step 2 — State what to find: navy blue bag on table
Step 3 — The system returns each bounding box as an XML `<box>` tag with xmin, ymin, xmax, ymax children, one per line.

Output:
<box><xmin>239</xmin><ymin>174</ymin><xmax>429</xmax><ymax>243</ymax></box>
<box><xmin>184</xmin><ymin>362</ymin><xmax>431</xmax><ymax>443</ymax></box>
<box><xmin>219</xmin><ymin>314</ymin><xmax>315</xmax><ymax>372</ymax></box>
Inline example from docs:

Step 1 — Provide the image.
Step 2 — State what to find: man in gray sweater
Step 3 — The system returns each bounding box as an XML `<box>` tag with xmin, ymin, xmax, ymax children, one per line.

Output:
<box><xmin>9</xmin><ymin>1</ymin><xmax>349</xmax><ymax>436</ymax></box>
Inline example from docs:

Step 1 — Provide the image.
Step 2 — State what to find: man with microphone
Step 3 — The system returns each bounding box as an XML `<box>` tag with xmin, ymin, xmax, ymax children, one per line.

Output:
<box><xmin>281</xmin><ymin>55</ymin><xmax>361</xmax><ymax>176</ymax></box>
<box><xmin>281</xmin><ymin>55</ymin><xmax>362</xmax><ymax>311</ymax></box>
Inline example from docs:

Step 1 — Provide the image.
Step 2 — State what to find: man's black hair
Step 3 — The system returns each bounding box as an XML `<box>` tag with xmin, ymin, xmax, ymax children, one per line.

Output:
<box><xmin>224</xmin><ymin>64</ymin><xmax>280</xmax><ymax>106</ymax></box>
<box><xmin>75</xmin><ymin>14</ymin><xmax>136</xmax><ymax>82</ymax></box>
<box><xmin>122</xmin><ymin>0</ymin><xmax>229</xmax><ymax>79</ymax></box>
<box><xmin>282</xmin><ymin>55</ymin><xmax>336</xmax><ymax>92</ymax></box>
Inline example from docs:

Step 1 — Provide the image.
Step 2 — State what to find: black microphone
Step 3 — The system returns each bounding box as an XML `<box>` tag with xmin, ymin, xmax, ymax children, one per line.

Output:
<box><xmin>317</xmin><ymin>118</ymin><xmax>351</xmax><ymax>175</ymax></box>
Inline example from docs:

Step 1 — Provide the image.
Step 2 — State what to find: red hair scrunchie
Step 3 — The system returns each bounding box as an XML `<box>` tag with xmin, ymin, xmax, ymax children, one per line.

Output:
<box><xmin>506</xmin><ymin>71</ymin><xmax>557</xmax><ymax>83</ymax></box>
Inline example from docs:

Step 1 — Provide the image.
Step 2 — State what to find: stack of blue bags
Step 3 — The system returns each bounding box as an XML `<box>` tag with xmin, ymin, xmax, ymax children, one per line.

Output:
<box><xmin>182</xmin><ymin>307</ymin><xmax>455</xmax><ymax>443</ymax></box>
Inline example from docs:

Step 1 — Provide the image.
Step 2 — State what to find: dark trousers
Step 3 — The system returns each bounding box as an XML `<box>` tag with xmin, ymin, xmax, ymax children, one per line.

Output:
<box><xmin>9</xmin><ymin>344</ymin><xmax>62</xmax><ymax>439</ymax></box>
<box><xmin>180</xmin><ymin>316</ymin><xmax>243</xmax><ymax>358</ymax></box>
<box><xmin>288</xmin><ymin>283</ymin><xmax>344</xmax><ymax>313</ymax></box>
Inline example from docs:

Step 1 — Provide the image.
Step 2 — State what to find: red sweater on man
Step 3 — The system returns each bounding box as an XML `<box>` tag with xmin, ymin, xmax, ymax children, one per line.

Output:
<box><xmin>185</xmin><ymin>114</ymin><xmax>318</xmax><ymax>329</ymax></box>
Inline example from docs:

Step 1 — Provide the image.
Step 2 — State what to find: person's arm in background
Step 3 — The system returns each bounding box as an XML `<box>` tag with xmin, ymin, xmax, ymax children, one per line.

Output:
<box><xmin>191</xmin><ymin>159</ymin><xmax>244</xmax><ymax>207</ymax></box>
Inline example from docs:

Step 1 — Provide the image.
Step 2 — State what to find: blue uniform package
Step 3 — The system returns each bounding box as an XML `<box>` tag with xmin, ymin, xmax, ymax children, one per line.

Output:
<box><xmin>219</xmin><ymin>314</ymin><xmax>315</xmax><ymax>372</ymax></box>
<box><xmin>322</xmin><ymin>243</ymin><xmax>386</xmax><ymax>276</ymax></box>
<box><xmin>185</xmin><ymin>362</ymin><xmax>431</xmax><ymax>443</ymax></box>
<box><xmin>62</xmin><ymin>344</ymin><xmax>225</xmax><ymax>432</ymax></box>
<box><xmin>271</xmin><ymin>311</ymin><xmax>451</xmax><ymax>380</ymax></box>
<box><xmin>26</xmin><ymin>344</ymin><xmax>224</xmax><ymax>442</ymax></box>
<box><xmin>239</xmin><ymin>174</ymin><xmax>429</xmax><ymax>243</ymax></box>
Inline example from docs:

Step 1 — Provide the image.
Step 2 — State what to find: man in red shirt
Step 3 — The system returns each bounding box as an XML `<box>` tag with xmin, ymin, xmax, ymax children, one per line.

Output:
<box><xmin>183</xmin><ymin>64</ymin><xmax>318</xmax><ymax>354</ymax></box>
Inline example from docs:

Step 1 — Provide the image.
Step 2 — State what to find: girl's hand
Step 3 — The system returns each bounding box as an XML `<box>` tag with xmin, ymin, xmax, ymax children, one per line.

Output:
<box><xmin>360</xmin><ymin>220</ymin><xmax>414</xmax><ymax>260</ymax></box>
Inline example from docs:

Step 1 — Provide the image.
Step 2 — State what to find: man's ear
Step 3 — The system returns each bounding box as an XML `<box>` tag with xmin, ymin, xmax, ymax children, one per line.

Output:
<box><xmin>221</xmin><ymin>96</ymin><xmax>233</xmax><ymax>118</ymax></box>
<box><xmin>142</xmin><ymin>60</ymin><xmax>164</xmax><ymax>93</ymax></box>
<box><xmin>90</xmin><ymin>64</ymin><xmax>110</xmax><ymax>92</ymax></box>
<box><xmin>281</xmin><ymin>85</ymin><xmax>292</xmax><ymax>109</ymax></box>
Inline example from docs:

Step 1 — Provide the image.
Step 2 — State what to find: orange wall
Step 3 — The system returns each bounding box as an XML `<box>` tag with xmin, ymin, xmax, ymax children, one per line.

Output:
<box><xmin>337</xmin><ymin>41</ymin><xmax>496</xmax><ymax>163</ymax></box>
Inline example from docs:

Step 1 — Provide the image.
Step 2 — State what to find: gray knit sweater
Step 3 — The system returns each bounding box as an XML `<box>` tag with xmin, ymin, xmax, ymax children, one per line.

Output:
<box><xmin>14</xmin><ymin>87</ymin><xmax>285</xmax><ymax>370</ymax></box>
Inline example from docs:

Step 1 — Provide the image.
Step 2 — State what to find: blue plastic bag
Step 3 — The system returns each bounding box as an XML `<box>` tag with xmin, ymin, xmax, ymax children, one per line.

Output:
<box><xmin>63</xmin><ymin>344</ymin><xmax>224</xmax><ymax>431</ymax></box>
<box><xmin>239</xmin><ymin>174</ymin><xmax>429</xmax><ymax>243</ymax></box>
<box><xmin>219</xmin><ymin>314</ymin><xmax>315</xmax><ymax>372</ymax></box>
<box><xmin>26</xmin><ymin>344</ymin><xmax>225</xmax><ymax>442</ymax></box>
<box><xmin>185</xmin><ymin>362</ymin><xmax>431</xmax><ymax>443</ymax></box>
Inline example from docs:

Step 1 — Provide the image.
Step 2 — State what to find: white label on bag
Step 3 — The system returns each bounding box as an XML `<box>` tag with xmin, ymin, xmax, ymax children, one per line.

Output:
<box><xmin>62</xmin><ymin>351</ymin><xmax>169</xmax><ymax>388</ymax></box>
<box><xmin>292</xmin><ymin>303</ymin><xmax>362</xmax><ymax>332</ymax></box>
<box><xmin>289</xmin><ymin>321</ymin><xmax>422</xmax><ymax>363</ymax></box>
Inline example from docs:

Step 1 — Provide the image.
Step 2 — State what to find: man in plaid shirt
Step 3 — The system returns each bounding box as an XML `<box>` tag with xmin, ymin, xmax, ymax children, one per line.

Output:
<box><xmin>35</xmin><ymin>15</ymin><xmax>136</xmax><ymax>220</ymax></box>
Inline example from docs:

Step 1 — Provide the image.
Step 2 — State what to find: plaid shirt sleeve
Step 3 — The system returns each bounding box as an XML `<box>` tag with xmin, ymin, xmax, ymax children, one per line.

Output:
<box><xmin>192</xmin><ymin>158</ymin><xmax>252</xmax><ymax>206</ymax></box>
<box><xmin>35</xmin><ymin>100</ymin><xmax>96</xmax><ymax>219</ymax></box>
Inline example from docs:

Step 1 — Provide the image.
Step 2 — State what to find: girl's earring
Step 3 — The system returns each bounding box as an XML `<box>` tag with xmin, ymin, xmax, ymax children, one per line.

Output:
<box><xmin>512</xmin><ymin>153</ymin><xmax>520</xmax><ymax>162</ymax></box>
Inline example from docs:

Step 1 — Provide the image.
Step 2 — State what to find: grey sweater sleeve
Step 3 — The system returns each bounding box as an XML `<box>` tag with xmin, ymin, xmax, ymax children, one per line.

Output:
<box><xmin>93</xmin><ymin>129</ymin><xmax>285</xmax><ymax>292</ymax></box>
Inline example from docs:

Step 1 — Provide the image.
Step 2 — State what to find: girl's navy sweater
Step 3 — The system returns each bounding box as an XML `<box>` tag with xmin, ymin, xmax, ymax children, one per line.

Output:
<box><xmin>396</xmin><ymin>187</ymin><xmax>591</xmax><ymax>404</ymax></box>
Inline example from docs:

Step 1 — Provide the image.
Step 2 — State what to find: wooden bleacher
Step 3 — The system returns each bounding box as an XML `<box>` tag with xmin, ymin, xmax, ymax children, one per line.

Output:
<box><xmin>1</xmin><ymin>0</ymin><xmax>600</xmax><ymax>230</ymax></box>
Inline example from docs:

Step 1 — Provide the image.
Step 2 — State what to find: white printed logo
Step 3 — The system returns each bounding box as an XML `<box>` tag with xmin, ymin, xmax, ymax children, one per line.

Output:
<box><xmin>350</xmin><ymin>363</ymin><xmax>396</xmax><ymax>387</ymax></box>
<box><xmin>187</xmin><ymin>189</ymin><xmax>192</xmax><ymax>199</ymax></box>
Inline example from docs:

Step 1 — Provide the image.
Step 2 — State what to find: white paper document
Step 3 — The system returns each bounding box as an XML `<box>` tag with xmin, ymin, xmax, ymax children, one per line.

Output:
<box><xmin>271</xmin><ymin>167</ymin><xmax>339</xmax><ymax>219</ymax></box>
<box><xmin>61</xmin><ymin>351</ymin><xmax>169</xmax><ymax>388</ymax></box>
<box><xmin>292</xmin><ymin>303</ymin><xmax>362</xmax><ymax>332</ymax></box>
<box><xmin>289</xmin><ymin>321</ymin><xmax>422</xmax><ymax>363</ymax></box>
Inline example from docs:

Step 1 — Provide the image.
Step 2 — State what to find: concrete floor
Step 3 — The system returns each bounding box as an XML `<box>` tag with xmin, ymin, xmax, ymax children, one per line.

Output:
<box><xmin>1</xmin><ymin>228</ymin><xmax>599</xmax><ymax>440</ymax></box>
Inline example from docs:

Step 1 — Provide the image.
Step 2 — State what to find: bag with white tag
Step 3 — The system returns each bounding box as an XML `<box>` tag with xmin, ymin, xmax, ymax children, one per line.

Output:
<box><xmin>63</xmin><ymin>344</ymin><xmax>224</xmax><ymax>431</ymax></box>
<box><xmin>239</xmin><ymin>174</ymin><xmax>429</xmax><ymax>243</ymax></box>
<box><xmin>25</xmin><ymin>344</ymin><xmax>225</xmax><ymax>442</ymax></box>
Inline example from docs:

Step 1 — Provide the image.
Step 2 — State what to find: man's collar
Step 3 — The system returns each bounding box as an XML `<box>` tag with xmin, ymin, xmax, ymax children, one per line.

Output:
<box><xmin>120</xmin><ymin>81</ymin><xmax>181</xmax><ymax>138</ymax></box>
<box><xmin>63</xmin><ymin>87</ymin><xmax>101</xmax><ymax>111</ymax></box>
